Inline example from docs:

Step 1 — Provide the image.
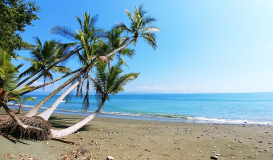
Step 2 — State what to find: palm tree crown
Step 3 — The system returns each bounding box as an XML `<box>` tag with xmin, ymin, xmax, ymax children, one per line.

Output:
<box><xmin>90</xmin><ymin>60</ymin><xmax>139</xmax><ymax>110</ymax></box>
<box><xmin>117</xmin><ymin>4</ymin><xmax>161</xmax><ymax>49</ymax></box>
<box><xmin>18</xmin><ymin>37</ymin><xmax>70</xmax><ymax>87</ymax></box>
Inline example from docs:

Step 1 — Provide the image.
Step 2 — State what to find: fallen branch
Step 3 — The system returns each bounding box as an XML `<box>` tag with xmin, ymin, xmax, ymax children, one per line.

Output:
<box><xmin>51</xmin><ymin>138</ymin><xmax>75</xmax><ymax>145</ymax></box>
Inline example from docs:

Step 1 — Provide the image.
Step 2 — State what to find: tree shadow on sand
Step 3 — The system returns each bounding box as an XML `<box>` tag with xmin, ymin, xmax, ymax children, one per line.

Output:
<box><xmin>48</xmin><ymin>116</ymin><xmax>92</xmax><ymax>131</ymax></box>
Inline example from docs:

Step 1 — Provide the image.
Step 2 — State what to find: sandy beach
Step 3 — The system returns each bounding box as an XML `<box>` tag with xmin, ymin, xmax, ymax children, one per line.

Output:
<box><xmin>1</xmin><ymin>112</ymin><xmax>273</xmax><ymax>160</ymax></box>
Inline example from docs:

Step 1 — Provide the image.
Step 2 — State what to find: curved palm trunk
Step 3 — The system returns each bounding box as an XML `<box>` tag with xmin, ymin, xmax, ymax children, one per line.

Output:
<box><xmin>51</xmin><ymin>100</ymin><xmax>105</xmax><ymax>138</ymax></box>
<box><xmin>19</xmin><ymin>68</ymin><xmax>83</xmax><ymax>96</ymax></box>
<box><xmin>101</xmin><ymin>39</ymin><xmax>134</xmax><ymax>59</ymax></box>
<box><xmin>24</xmin><ymin>67</ymin><xmax>87</xmax><ymax>117</ymax></box>
<box><xmin>38</xmin><ymin>76</ymin><xmax>87</xmax><ymax>120</ymax></box>
<box><xmin>25</xmin><ymin>47</ymin><xmax>81</xmax><ymax>87</ymax></box>
<box><xmin>16</xmin><ymin>69</ymin><xmax>43</xmax><ymax>88</ymax></box>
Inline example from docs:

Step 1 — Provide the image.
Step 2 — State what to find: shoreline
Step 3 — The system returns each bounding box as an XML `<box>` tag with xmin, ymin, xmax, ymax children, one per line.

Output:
<box><xmin>1</xmin><ymin>110</ymin><xmax>273</xmax><ymax>159</ymax></box>
<box><xmin>7</xmin><ymin>104</ymin><xmax>273</xmax><ymax>126</ymax></box>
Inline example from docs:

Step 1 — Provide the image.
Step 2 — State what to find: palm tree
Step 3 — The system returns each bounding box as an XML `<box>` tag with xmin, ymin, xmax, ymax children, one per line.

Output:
<box><xmin>26</xmin><ymin>4</ymin><xmax>160</xmax><ymax>117</ymax></box>
<box><xmin>105</xmin><ymin>4</ymin><xmax>161</xmax><ymax>58</ymax></box>
<box><xmin>37</xmin><ymin>28</ymin><xmax>135</xmax><ymax>121</ymax></box>
<box><xmin>12</xmin><ymin>96</ymin><xmax>37</xmax><ymax>114</ymax></box>
<box><xmin>50</xmin><ymin>61</ymin><xmax>139</xmax><ymax>138</ymax></box>
<box><xmin>101</xmin><ymin>27</ymin><xmax>135</xmax><ymax>69</ymax></box>
<box><xmin>17</xmin><ymin>37</ymin><xmax>70</xmax><ymax>88</ymax></box>
<box><xmin>25</xmin><ymin>12</ymin><xmax>102</xmax><ymax>117</ymax></box>
<box><xmin>0</xmin><ymin>49</ymin><xmax>41</xmax><ymax>130</ymax></box>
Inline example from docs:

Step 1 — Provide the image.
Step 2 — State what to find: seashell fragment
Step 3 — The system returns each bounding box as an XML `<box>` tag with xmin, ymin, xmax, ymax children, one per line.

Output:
<box><xmin>106</xmin><ymin>156</ymin><xmax>114</xmax><ymax>160</ymax></box>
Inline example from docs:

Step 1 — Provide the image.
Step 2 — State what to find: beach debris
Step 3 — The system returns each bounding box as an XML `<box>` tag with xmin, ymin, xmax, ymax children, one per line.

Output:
<box><xmin>51</xmin><ymin>138</ymin><xmax>75</xmax><ymax>145</ymax></box>
<box><xmin>210</xmin><ymin>155</ymin><xmax>218</xmax><ymax>159</ymax></box>
<box><xmin>106</xmin><ymin>156</ymin><xmax>114</xmax><ymax>160</ymax></box>
<box><xmin>99</xmin><ymin>129</ymin><xmax>103</xmax><ymax>131</ymax></box>
<box><xmin>215</xmin><ymin>153</ymin><xmax>220</xmax><ymax>156</ymax></box>
<box><xmin>2</xmin><ymin>153</ymin><xmax>15</xmax><ymax>159</ymax></box>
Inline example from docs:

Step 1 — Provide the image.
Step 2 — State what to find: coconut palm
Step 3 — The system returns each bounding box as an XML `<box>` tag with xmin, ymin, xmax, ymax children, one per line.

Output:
<box><xmin>0</xmin><ymin>49</ymin><xmax>41</xmax><ymax>130</ymax></box>
<box><xmin>105</xmin><ymin>4</ymin><xmax>161</xmax><ymax>58</ymax></box>
<box><xmin>25</xmin><ymin>12</ymin><xmax>102</xmax><ymax>117</ymax></box>
<box><xmin>50</xmin><ymin>61</ymin><xmax>139</xmax><ymax>138</ymax></box>
<box><xmin>17</xmin><ymin>37</ymin><xmax>70</xmax><ymax>88</ymax></box>
<box><xmin>26</xmin><ymin>4</ymin><xmax>160</xmax><ymax>117</ymax></box>
<box><xmin>12</xmin><ymin>96</ymin><xmax>37</xmax><ymax>114</ymax></box>
<box><xmin>101</xmin><ymin>27</ymin><xmax>135</xmax><ymax>69</ymax></box>
<box><xmin>37</xmin><ymin>20</ymin><xmax>136</xmax><ymax>121</ymax></box>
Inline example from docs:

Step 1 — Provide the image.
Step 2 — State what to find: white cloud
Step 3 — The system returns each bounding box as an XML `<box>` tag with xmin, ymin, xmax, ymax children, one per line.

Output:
<box><xmin>32</xmin><ymin>81</ymin><xmax>44</xmax><ymax>86</ymax></box>
<box><xmin>31</xmin><ymin>81</ymin><xmax>60</xmax><ymax>92</ymax></box>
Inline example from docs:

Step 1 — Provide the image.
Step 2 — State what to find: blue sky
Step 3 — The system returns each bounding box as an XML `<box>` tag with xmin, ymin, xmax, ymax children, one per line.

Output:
<box><xmin>15</xmin><ymin>0</ymin><xmax>273</xmax><ymax>94</ymax></box>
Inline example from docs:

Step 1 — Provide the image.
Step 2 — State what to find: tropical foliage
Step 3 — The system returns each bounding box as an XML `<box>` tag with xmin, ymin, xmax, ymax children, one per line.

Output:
<box><xmin>0</xmin><ymin>4</ymin><xmax>160</xmax><ymax>140</ymax></box>
<box><xmin>17</xmin><ymin>37</ymin><xmax>70</xmax><ymax>88</ymax></box>
<box><xmin>0</xmin><ymin>0</ymin><xmax>40</xmax><ymax>57</ymax></box>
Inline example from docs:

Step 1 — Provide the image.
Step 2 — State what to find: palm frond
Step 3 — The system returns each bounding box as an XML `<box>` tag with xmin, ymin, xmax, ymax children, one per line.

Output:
<box><xmin>50</xmin><ymin>26</ymin><xmax>76</xmax><ymax>40</ymax></box>
<box><xmin>141</xmin><ymin>32</ymin><xmax>157</xmax><ymax>50</ymax></box>
<box><xmin>140</xmin><ymin>27</ymin><xmax>161</xmax><ymax>32</ymax></box>
<box><xmin>51</xmin><ymin>66</ymin><xmax>71</xmax><ymax>74</ymax></box>
<box><xmin>18</xmin><ymin>66</ymin><xmax>40</xmax><ymax>80</ymax></box>
<box><xmin>110</xmin><ymin>72</ymin><xmax>139</xmax><ymax>95</ymax></box>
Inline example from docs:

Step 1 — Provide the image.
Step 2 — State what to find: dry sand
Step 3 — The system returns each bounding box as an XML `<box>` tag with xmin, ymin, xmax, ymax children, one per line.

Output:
<box><xmin>1</xmin><ymin>112</ymin><xmax>273</xmax><ymax>159</ymax></box>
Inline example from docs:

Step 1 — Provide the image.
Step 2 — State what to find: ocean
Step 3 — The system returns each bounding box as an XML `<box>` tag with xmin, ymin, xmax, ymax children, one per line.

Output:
<box><xmin>7</xmin><ymin>93</ymin><xmax>273</xmax><ymax>125</ymax></box>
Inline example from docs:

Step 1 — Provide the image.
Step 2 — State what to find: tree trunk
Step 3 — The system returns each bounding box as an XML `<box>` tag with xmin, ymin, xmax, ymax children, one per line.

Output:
<box><xmin>16</xmin><ymin>104</ymin><xmax>22</xmax><ymax>114</ymax></box>
<box><xmin>1</xmin><ymin>103</ymin><xmax>42</xmax><ymax>131</ymax></box>
<box><xmin>16</xmin><ymin>69</ymin><xmax>42</xmax><ymax>88</ymax></box>
<box><xmin>24</xmin><ymin>67</ymin><xmax>87</xmax><ymax>117</ymax></box>
<box><xmin>105</xmin><ymin>39</ymin><xmax>134</xmax><ymax>58</ymax></box>
<box><xmin>51</xmin><ymin>100</ymin><xmax>105</xmax><ymax>138</ymax></box>
<box><xmin>19</xmin><ymin>68</ymin><xmax>83</xmax><ymax>96</ymax></box>
<box><xmin>38</xmin><ymin>76</ymin><xmax>87</xmax><ymax>120</ymax></box>
<box><xmin>25</xmin><ymin>47</ymin><xmax>81</xmax><ymax>87</ymax></box>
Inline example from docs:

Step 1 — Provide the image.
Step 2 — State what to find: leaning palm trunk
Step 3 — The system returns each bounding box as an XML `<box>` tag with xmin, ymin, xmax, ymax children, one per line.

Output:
<box><xmin>38</xmin><ymin>76</ymin><xmax>87</xmax><ymax>120</ymax></box>
<box><xmin>105</xmin><ymin>39</ymin><xmax>134</xmax><ymax>58</ymax></box>
<box><xmin>24</xmin><ymin>67</ymin><xmax>88</xmax><ymax>117</ymax></box>
<box><xmin>16</xmin><ymin>69</ymin><xmax>42</xmax><ymax>88</ymax></box>
<box><xmin>19</xmin><ymin>68</ymin><xmax>83</xmax><ymax>96</ymax></box>
<box><xmin>25</xmin><ymin>47</ymin><xmax>81</xmax><ymax>87</ymax></box>
<box><xmin>51</xmin><ymin>101</ymin><xmax>105</xmax><ymax>138</ymax></box>
<box><xmin>1</xmin><ymin>103</ymin><xmax>42</xmax><ymax>131</ymax></box>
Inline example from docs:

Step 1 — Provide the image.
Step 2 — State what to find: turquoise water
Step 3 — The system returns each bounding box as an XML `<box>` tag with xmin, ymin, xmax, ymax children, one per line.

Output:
<box><xmin>8</xmin><ymin>93</ymin><xmax>273</xmax><ymax>125</ymax></box>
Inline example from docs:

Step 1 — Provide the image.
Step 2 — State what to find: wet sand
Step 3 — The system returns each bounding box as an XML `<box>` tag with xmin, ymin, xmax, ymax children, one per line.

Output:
<box><xmin>1</xmin><ymin>112</ymin><xmax>273</xmax><ymax>159</ymax></box>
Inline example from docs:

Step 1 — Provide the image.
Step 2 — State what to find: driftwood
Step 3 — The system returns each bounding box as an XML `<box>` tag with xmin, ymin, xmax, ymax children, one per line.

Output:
<box><xmin>51</xmin><ymin>138</ymin><xmax>75</xmax><ymax>145</ymax></box>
